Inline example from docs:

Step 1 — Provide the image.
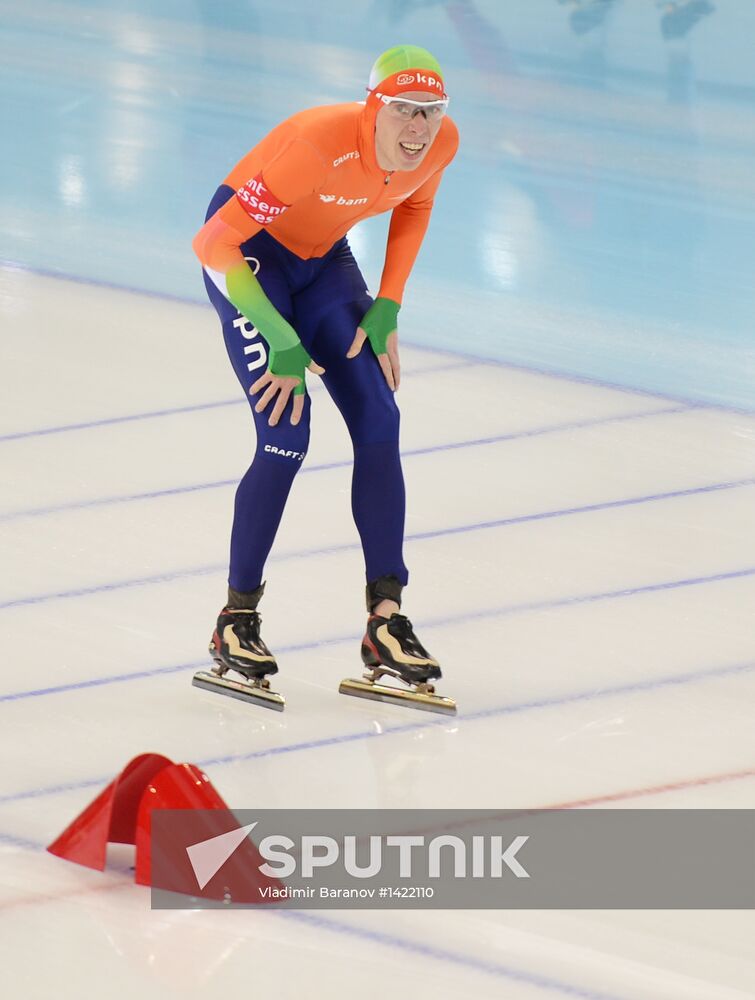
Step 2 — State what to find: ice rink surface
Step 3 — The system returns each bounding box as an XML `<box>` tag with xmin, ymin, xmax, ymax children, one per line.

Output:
<box><xmin>1</xmin><ymin>1</ymin><xmax>754</xmax><ymax>998</ymax></box>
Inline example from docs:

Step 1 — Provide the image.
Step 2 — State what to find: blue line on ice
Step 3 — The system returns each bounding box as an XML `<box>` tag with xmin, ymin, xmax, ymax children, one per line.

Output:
<box><xmin>0</xmin><ymin>404</ymin><xmax>688</xmax><ymax>523</ymax></box>
<box><xmin>3</xmin><ymin>262</ymin><xmax>751</xmax><ymax>414</ymax></box>
<box><xmin>1</xmin><ymin>656</ymin><xmax>752</xmax><ymax>805</ymax></box>
<box><xmin>0</xmin><ymin>479</ymin><xmax>752</xmax><ymax>610</ymax></box>
<box><xmin>0</xmin><ymin>358</ymin><xmax>472</xmax><ymax>444</ymax></box>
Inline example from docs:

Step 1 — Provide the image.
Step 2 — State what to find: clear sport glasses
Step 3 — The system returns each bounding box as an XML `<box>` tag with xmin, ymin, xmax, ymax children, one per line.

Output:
<box><xmin>374</xmin><ymin>94</ymin><xmax>449</xmax><ymax>121</ymax></box>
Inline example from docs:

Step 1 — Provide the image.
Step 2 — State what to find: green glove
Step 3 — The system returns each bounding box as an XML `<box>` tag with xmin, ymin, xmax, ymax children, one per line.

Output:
<box><xmin>358</xmin><ymin>297</ymin><xmax>400</xmax><ymax>356</ymax></box>
<box><xmin>269</xmin><ymin>342</ymin><xmax>314</xmax><ymax>396</ymax></box>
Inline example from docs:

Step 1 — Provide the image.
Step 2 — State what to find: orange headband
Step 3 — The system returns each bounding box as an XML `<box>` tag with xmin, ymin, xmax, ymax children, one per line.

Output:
<box><xmin>367</xmin><ymin>68</ymin><xmax>447</xmax><ymax>104</ymax></box>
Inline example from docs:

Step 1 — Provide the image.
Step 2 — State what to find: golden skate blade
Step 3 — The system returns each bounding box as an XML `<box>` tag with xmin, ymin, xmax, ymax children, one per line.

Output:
<box><xmin>192</xmin><ymin>670</ymin><xmax>285</xmax><ymax>711</ymax></box>
<box><xmin>339</xmin><ymin>678</ymin><xmax>456</xmax><ymax>715</ymax></box>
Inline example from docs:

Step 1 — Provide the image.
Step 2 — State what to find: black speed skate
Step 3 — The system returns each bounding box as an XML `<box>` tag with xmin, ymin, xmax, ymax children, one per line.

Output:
<box><xmin>192</xmin><ymin>608</ymin><xmax>284</xmax><ymax>711</ymax></box>
<box><xmin>362</xmin><ymin>614</ymin><xmax>441</xmax><ymax>682</ymax></box>
<box><xmin>339</xmin><ymin>614</ymin><xmax>456</xmax><ymax>715</ymax></box>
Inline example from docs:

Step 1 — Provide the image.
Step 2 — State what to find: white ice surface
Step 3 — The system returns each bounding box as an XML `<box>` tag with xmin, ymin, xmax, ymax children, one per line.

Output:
<box><xmin>1</xmin><ymin>270</ymin><xmax>754</xmax><ymax>1000</ymax></box>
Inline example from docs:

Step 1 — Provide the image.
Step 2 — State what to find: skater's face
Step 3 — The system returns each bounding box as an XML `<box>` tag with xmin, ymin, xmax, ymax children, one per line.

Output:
<box><xmin>374</xmin><ymin>91</ymin><xmax>445</xmax><ymax>172</ymax></box>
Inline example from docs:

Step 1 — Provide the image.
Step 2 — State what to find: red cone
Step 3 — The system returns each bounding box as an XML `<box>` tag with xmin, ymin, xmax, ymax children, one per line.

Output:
<box><xmin>47</xmin><ymin>753</ymin><xmax>175</xmax><ymax>870</ymax></box>
<box><xmin>47</xmin><ymin>753</ymin><xmax>278</xmax><ymax>903</ymax></box>
<box><xmin>133</xmin><ymin>761</ymin><xmax>227</xmax><ymax>886</ymax></box>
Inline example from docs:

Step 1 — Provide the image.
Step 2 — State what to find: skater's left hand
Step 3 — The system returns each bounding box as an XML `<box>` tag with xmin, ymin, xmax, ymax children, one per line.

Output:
<box><xmin>347</xmin><ymin>297</ymin><xmax>401</xmax><ymax>391</ymax></box>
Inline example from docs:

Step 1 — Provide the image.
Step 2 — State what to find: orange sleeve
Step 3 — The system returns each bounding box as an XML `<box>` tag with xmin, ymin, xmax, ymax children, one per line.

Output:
<box><xmin>377</xmin><ymin>123</ymin><xmax>459</xmax><ymax>305</ymax></box>
<box><xmin>193</xmin><ymin>128</ymin><xmax>328</xmax><ymax>273</ymax></box>
<box><xmin>376</xmin><ymin>171</ymin><xmax>444</xmax><ymax>304</ymax></box>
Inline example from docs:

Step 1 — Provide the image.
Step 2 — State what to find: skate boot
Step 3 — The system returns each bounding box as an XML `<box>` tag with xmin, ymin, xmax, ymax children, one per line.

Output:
<box><xmin>192</xmin><ymin>585</ymin><xmax>284</xmax><ymax>710</ymax></box>
<box><xmin>339</xmin><ymin>580</ymin><xmax>456</xmax><ymax>715</ymax></box>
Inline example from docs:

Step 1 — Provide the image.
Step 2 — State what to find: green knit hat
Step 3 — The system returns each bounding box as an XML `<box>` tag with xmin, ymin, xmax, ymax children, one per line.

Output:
<box><xmin>368</xmin><ymin>45</ymin><xmax>445</xmax><ymax>95</ymax></box>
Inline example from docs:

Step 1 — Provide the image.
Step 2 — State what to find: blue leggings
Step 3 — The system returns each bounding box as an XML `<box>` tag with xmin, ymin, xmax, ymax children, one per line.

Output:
<box><xmin>203</xmin><ymin>186</ymin><xmax>408</xmax><ymax>594</ymax></box>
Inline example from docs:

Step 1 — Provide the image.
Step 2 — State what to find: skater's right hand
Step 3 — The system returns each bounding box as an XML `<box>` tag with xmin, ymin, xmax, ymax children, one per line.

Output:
<box><xmin>250</xmin><ymin>344</ymin><xmax>325</xmax><ymax>427</ymax></box>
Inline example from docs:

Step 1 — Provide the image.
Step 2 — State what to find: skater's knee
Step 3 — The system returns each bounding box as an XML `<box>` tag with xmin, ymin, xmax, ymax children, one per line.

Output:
<box><xmin>256</xmin><ymin>440</ymin><xmax>309</xmax><ymax>465</ymax></box>
<box><xmin>349</xmin><ymin>391</ymin><xmax>400</xmax><ymax>446</ymax></box>
<box><xmin>253</xmin><ymin>405</ymin><xmax>311</xmax><ymax>462</ymax></box>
